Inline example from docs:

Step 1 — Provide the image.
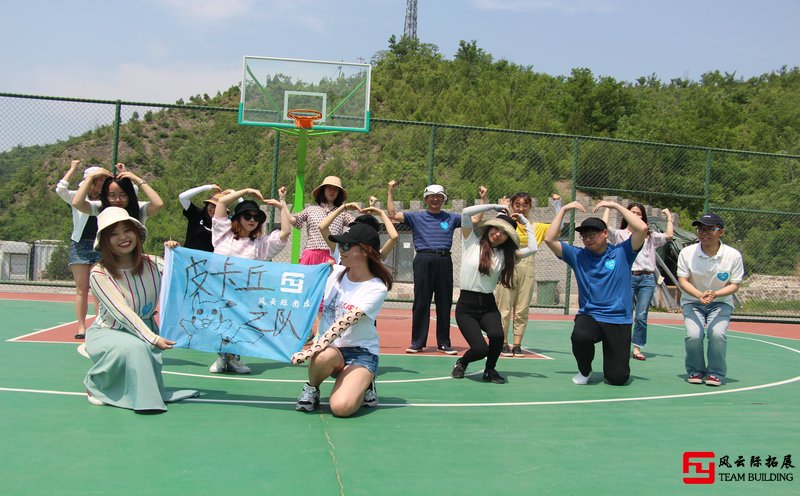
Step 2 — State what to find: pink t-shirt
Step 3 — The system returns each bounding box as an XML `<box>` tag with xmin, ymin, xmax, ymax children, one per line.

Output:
<box><xmin>212</xmin><ymin>217</ymin><xmax>287</xmax><ymax>261</ymax></box>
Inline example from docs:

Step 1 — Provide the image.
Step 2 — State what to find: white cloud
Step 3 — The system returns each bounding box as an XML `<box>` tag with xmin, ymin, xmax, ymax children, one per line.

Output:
<box><xmin>471</xmin><ymin>0</ymin><xmax>618</xmax><ymax>14</ymax></box>
<box><xmin>23</xmin><ymin>62</ymin><xmax>241</xmax><ymax>103</ymax></box>
<box><xmin>156</xmin><ymin>0</ymin><xmax>256</xmax><ymax>22</ymax></box>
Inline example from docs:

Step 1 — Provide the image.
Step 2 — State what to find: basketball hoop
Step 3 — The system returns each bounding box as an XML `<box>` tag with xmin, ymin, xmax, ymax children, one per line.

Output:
<box><xmin>287</xmin><ymin>109</ymin><xmax>323</xmax><ymax>129</ymax></box>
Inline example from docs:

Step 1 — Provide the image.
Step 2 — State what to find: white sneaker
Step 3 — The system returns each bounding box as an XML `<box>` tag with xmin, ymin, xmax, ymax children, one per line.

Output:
<box><xmin>296</xmin><ymin>383</ymin><xmax>320</xmax><ymax>412</ymax></box>
<box><xmin>226</xmin><ymin>357</ymin><xmax>251</xmax><ymax>374</ymax></box>
<box><xmin>362</xmin><ymin>381</ymin><xmax>378</xmax><ymax>408</ymax></box>
<box><xmin>572</xmin><ymin>372</ymin><xmax>590</xmax><ymax>385</ymax></box>
<box><xmin>209</xmin><ymin>356</ymin><xmax>227</xmax><ymax>373</ymax></box>
<box><xmin>86</xmin><ymin>390</ymin><xmax>104</xmax><ymax>406</ymax></box>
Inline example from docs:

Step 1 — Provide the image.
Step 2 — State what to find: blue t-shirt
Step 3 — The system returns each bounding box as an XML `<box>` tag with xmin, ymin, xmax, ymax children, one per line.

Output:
<box><xmin>403</xmin><ymin>210</ymin><xmax>462</xmax><ymax>251</ymax></box>
<box><xmin>559</xmin><ymin>238</ymin><xmax>640</xmax><ymax>324</ymax></box>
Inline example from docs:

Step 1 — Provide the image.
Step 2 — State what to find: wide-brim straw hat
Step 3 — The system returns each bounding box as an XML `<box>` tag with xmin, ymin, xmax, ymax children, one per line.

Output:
<box><xmin>477</xmin><ymin>214</ymin><xmax>520</xmax><ymax>247</ymax></box>
<box><xmin>311</xmin><ymin>176</ymin><xmax>348</xmax><ymax>201</ymax></box>
<box><xmin>94</xmin><ymin>207</ymin><xmax>147</xmax><ymax>250</ymax></box>
<box><xmin>204</xmin><ymin>192</ymin><xmax>225</xmax><ymax>206</ymax></box>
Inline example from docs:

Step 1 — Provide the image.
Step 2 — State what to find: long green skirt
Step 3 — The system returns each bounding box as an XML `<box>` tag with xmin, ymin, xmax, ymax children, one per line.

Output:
<box><xmin>84</xmin><ymin>325</ymin><xmax>198</xmax><ymax>412</ymax></box>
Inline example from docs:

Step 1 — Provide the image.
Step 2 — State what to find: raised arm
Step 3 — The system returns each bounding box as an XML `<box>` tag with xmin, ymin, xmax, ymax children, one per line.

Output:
<box><xmin>461</xmin><ymin>203</ymin><xmax>507</xmax><ymax>239</ymax></box>
<box><xmin>179</xmin><ymin>184</ymin><xmax>220</xmax><ymax>210</ymax></box>
<box><xmin>361</xmin><ymin>206</ymin><xmax>399</xmax><ymax>259</ymax></box>
<box><xmin>215</xmin><ymin>188</ymin><xmax>264</xmax><ymax>218</ymax></box>
<box><xmin>72</xmin><ymin>168</ymin><xmax>113</xmax><ymax>214</ymax></box>
<box><xmin>117</xmin><ymin>168</ymin><xmax>164</xmax><ymax>217</ymax></box>
<box><xmin>513</xmin><ymin>213</ymin><xmax>537</xmax><ymax>258</ymax></box>
<box><xmin>662</xmin><ymin>208</ymin><xmax>674</xmax><ymax>240</ymax></box>
<box><xmin>291</xmin><ymin>307</ymin><xmax>366</xmax><ymax>365</ymax></box>
<box><xmin>544</xmin><ymin>200</ymin><xmax>585</xmax><ymax>258</ymax></box>
<box><xmin>275</xmin><ymin>187</ymin><xmax>291</xmax><ymax>242</ymax></box>
<box><xmin>319</xmin><ymin>202</ymin><xmax>362</xmax><ymax>252</ymax></box>
<box><xmin>55</xmin><ymin>159</ymin><xmax>81</xmax><ymax>203</ymax></box>
<box><xmin>470</xmin><ymin>185</ymin><xmax>489</xmax><ymax>225</ymax></box>
<box><xmin>386</xmin><ymin>180</ymin><xmax>404</xmax><ymax>223</ymax></box>
<box><xmin>594</xmin><ymin>200</ymin><xmax>648</xmax><ymax>250</ymax></box>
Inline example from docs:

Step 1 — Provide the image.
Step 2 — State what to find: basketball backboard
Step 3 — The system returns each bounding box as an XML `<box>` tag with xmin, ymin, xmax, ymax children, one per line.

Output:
<box><xmin>239</xmin><ymin>56</ymin><xmax>371</xmax><ymax>133</ymax></box>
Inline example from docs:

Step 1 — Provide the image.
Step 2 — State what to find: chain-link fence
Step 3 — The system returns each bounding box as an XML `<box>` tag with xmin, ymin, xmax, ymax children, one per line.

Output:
<box><xmin>1</xmin><ymin>92</ymin><xmax>799</xmax><ymax>320</ymax></box>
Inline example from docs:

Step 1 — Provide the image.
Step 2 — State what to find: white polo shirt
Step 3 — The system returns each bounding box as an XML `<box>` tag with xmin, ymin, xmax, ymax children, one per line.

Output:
<box><xmin>677</xmin><ymin>241</ymin><xmax>744</xmax><ymax>308</ymax></box>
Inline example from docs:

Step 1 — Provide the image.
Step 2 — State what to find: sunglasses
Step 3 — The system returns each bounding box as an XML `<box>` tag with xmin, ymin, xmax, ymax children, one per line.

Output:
<box><xmin>339</xmin><ymin>243</ymin><xmax>357</xmax><ymax>252</ymax></box>
<box><xmin>240</xmin><ymin>212</ymin><xmax>264</xmax><ymax>222</ymax></box>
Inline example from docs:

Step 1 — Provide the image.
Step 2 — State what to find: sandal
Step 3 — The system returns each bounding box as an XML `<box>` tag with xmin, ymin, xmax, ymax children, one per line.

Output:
<box><xmin>632</xmin><ymin>351</ymin><xmax>646</xmax><ymax>361</ymax></box>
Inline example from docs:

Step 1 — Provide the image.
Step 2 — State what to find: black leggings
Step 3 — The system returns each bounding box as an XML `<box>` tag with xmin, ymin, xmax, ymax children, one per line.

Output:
<box><xmin>455</xmin><ymin>290</ymin><xmax>504</xmax><ymax>371</ymax></box>
<box><xmin>572</xmin><ymin>314</ymin><xmax>631</xmax><ymax>386</ymax></box>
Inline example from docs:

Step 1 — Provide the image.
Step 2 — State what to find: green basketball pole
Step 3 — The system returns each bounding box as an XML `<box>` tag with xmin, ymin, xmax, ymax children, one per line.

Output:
<box><xmin>291</xmin><ymin>129</ymin><xmax>308</xmax><ymax>264</ymax></box>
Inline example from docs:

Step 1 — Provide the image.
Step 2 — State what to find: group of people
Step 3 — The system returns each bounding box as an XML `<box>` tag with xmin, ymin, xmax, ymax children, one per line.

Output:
<box><xmin>55</xmin><ymin>160</ymin><xmax>743</xmax><ymax>416</ymax></box>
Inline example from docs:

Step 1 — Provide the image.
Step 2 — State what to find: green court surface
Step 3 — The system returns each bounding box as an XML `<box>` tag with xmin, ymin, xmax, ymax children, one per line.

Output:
<box><xmin>1</xmin><ymin>297</ymin><xmax>798</xmax><ymax>495</ymax></box>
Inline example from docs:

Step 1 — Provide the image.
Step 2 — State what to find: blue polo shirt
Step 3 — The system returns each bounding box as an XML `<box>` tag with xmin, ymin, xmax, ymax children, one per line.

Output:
<box><xmin>559</xmin><ymin>238</ymin><xmax>640</xmax><ymax>324</ymax></box>
<box><xmin>403</xmin><ymin>210</ymin><xmax>461</xmax><ymax>251</ymax></box>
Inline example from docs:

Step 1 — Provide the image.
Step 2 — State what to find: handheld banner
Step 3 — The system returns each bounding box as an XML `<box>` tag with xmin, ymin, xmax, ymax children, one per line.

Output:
<box><xmin>159</xmin><ymin>247</ymin><xmax>328</xmax><ymax>362</ymax></box>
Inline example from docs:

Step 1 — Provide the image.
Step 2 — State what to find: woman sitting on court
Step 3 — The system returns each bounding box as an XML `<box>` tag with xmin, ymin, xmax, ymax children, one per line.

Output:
<box><xmin>84</xmin><ymin>207</ymin><xmax>198</xmax><ymax>412</ymax></box>
<box><xmin>450</xmin><ymin>203</ymin><xmax>536</xmax><ymax>384</ymax></box>
<box><xmin>291</xmin><ymin>222</ymin><xmax>392</xmax><ymax>417</ymax></box>
<box><xmin>208</xmin><ymin>187</ymin><xmax>291</xmax><ymax>374</ymax></box>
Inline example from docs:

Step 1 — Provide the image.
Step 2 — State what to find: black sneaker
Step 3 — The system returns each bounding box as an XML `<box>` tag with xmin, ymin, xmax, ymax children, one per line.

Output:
<box><xmin>500</xmin><ymin>344</ymin><xmax>513</xmax><ymax>357</ymax></box>
<box><xmin>437</xmin><ymin>345</ymin><xmax>458</xmax><ymax>355</ymax></box>
<box><xmin>482</xmin><ymin>368</ymin><xmax>506</xmax><ymax>384</ymax></box>
<box><xmin>451</xmin><ymin>359</ymin><xmax>466</xmax><ymax>379</ymax></box>
<box><xmin>405</xmin><ymin>345</ymin><xmax>423</xmax><ymax>353</ymax></box>
<box><xmin>512</xmin><ymin>345</ymin><xmax>524</xmax><ymax>356</ymax></box>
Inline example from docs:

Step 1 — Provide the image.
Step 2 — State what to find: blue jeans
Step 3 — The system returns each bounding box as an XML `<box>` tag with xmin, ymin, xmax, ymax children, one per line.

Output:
<box><xmin>631</xmin><ymin>273</ymin><xmax>656</xmax><ymax>348</ymax></box>
<box><xmin>683</xmin><ymin>302</ymin><xmax>732</xmax><ymax>378</ymax></box>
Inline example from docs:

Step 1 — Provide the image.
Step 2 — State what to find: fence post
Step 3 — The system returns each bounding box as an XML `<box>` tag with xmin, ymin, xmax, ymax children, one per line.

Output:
<box><xmin>112</xmin><ymin>100</ymin><xmax>122</xmax><ymax>168</ymax></box>
<box><xmin>704</xmin><ymin>149</ymin><xmax>712</xmax><ymax>213</ymax></box>
<box><xmin>268</xmin><ymin>131</ymin><xmax>280</xmax><ymax>231</ymax></box>
<box><xmin>563</xmin><ymin>137</ymin><xmax>581</xmax><ymax>315</ymax></box>
<box><xmin>428</xmin><ymin>125</ymin><xmax>436</xmax><ymax>184</ymax></box>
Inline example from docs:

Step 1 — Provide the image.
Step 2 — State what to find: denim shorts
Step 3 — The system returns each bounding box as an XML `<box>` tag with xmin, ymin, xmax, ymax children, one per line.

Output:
<box><xmin>69</xmin><ymin>239</ymin><xmax>101</xmax><ymax>265</ymax></box>
<box><xmin>333</xmin><ymin>346</ymin><xmax>379</xmax><ymax>375</ymax></box>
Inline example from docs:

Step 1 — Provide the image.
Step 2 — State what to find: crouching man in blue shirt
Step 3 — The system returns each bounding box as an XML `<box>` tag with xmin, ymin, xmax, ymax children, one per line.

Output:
<box><xmin>544</xmin><ymin>200</ymin><xmax>648</xmax><ymax>385</ymax></box>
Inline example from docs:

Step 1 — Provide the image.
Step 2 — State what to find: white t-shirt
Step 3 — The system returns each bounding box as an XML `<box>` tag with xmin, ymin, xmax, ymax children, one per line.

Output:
<box><xmin>608</xmin><ymin>228</ymin><xmax>667</xmax><ymax>273</ymax></box>
<box><xmin>459</xmin><ymin>231</ymin><xmax>505</xmax><ymax>293</ymax></box>
<box><xmin>677</xmin><ymin>242</ymin><xmax>744</xmax><ymax>308</ymax></box>
<box><xmin>320</xmin><ymin>265</ymin><xmax>388</xmax><ymax>356</ymax></box>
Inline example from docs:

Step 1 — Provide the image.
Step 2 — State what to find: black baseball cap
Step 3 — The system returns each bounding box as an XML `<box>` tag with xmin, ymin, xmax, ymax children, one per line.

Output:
<box><xmin>692</xmin><ymin>212</ymin><xmax>724</xmax><ymax>228</ymax></box>
<box><xmin>329</xmin><ymin>223</ymin><xmax>381</xmax><ymax>252</ymax></box>
<box><xmin>574</xmin><ymin>217</ymin><xmax>608</xmax><ymax>233</ymax></box>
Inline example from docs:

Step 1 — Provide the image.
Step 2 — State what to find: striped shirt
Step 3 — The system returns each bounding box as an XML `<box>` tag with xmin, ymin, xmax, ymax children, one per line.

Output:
<box><xmin>89</xmin><ymin>255</ymin><xmax>162</xmax><ymax>345</ymax></box>
<box><xmin>295</xmin><ymin>204</ymin><xmax>354</xmax><ymax>251</ymax></box>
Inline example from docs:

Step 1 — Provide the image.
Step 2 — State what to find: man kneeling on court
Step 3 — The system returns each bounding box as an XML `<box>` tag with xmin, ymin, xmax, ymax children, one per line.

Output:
<box><xmin>544</xmin><ymin>200</ymin><xmax>647</xmax><ymax>385</ymax></box>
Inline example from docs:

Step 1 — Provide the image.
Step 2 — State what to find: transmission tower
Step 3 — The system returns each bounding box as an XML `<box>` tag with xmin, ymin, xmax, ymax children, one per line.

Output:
<box><xmin>404</xmin><ymin>0</ymin><xmax>418</xmax><ymax>40</ymax></box>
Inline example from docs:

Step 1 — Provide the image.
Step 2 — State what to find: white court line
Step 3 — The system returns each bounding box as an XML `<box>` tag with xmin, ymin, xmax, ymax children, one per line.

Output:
<box><xmin>6</xmin><ymin>323</ymin><xmax>75</xmax><ymax>342</ymax></box>
<box><xmin>3</xmin><ymin>327</ymin><xmax>798</xmax><ymax>408</ymax></box>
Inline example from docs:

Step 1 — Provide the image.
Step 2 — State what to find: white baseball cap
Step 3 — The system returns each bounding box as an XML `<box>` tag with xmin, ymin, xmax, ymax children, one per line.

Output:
<box><xmin>423</xmin><ymin>184</ymin><xmax>447</xmax><ymax>202</ymax></box>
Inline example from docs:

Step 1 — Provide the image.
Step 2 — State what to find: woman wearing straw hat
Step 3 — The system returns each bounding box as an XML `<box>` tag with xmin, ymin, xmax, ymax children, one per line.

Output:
<box><xmin>84</xmin><ymin>207</ymin><xmax>198</xmax><ymax>412</ymax></box>
<box><xmin>291</xmin><ymin>222</ymin><xmax>392</xmax><ymax>417</ymax></box>
<box><xmin>288</xmin><ymin>176</ymin><xmax>353</xmax><ymax>266</ymax></box>
<box><xmin>450</xmin><ymin>203</ymin><xmax>537</xmax><ymax>384</ymax></box>
<box><xmin>54</xmin><ymin>159</ymin><xmax>107</xmax><ymax>339</ymax></box>
<box><xmin>178</xmin><ymin>183</ymin><xmax>237</xmax><ymax>252</ymax></box>
<box><xmin>207</xmin><ymin>187</ymin><xmax>291</xmax><ymax>374</ymax></box>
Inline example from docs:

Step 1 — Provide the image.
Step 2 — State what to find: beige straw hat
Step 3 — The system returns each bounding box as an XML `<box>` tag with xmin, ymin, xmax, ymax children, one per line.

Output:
<box><xmin>311</xmin><ymin>176</ymin><xmax>348</xmax><ymax>200</ymax></box>
<box><xmin>93</xmin><ymin>207</ymin><xmax>147</xmax><ymax>250</ymax></box>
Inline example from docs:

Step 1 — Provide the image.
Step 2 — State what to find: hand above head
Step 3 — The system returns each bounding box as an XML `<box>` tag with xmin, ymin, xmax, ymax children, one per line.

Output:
<box><xmin>115</xmin><ymin>163</ymin><xmax>127</xmax><ymax>173</ymax></box>
<box><xmin>69</xmin><ymin>159</ymin><xmax>81</xmax><ymax>169</ymax></box>
<box><xmin>116</xmin><ymin>170</ymin><xmax>143</xmax><ymax>185</ymax></box>
<box><xmin>662</xmin><ymin>208</ymin><xmax>672</xmax><ymax>219</ymax></box>
<box><xmin>478</xmin><ymin>185</ymin><xmax>488</xmax><ymax>199</ymax></box>
<box><xmin>499</xmin><ymin>196</ymin><xmax>510</xmax><ymax>208</ymax></box>
<box><xmin>387</xmin><ymin>179</ymin><xmax>397</xmax><ymax>190</ymax></box>
<box><xmin>563</xmin><ymin>200</ymin><xmax>587</xmax><ymax>213</ymax></box>
<box><xmin>369</xmin><ymin>195</ymin><xmax>378</xmax><ymax>207</ymax></box>
<box><xmin>551</xmin><ymin>193</ymin><xmax>561</xmax><ymax>201</ymax></box>
<box><xmin>91</xmin><ymin>168</ymin><xmax>114</xmax><ymax>179</ymax></box>
<box><xmin>278</xmin><ymin>186</ymin><xmax>287</xmax><ymax>201</ymax></box>
<box><xmin>593</xmin><ymin>200</ymin><xmax>620</xmax><ymax>213</ymax></box>
<box><xmin>248</xmin><ymin>189</ymin><xmax>265</xmax><ymax>202</ymax></box>
<box><xmin>210</xmin><ymin>184</ymin><xmax>222</xmax><ymax>193</ymax></box>
<box><xmin>344</xmin><ymin>202</ymin><xmax>361</xmax><ymax>211</ymax></box>
<box><xmin>359</xmin><ymin>206</ymin><xmax>382</xmax><ymax>216</ymax></box>
<box><xmin>263</xmin><ymin>198</ymin><xmax>282</xmax><ymax>208</ymax></box>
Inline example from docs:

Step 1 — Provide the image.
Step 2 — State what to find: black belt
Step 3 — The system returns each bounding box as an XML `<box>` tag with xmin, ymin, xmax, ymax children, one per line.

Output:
<box><xmin>632</xmin><ymin>270</ymin><xmax>653</xmax><ymax>275</ymax></box>
<box><xmin>416</xmin><ymin>249</ymin><xmax>451</xmax><ymax>256</ymax></box>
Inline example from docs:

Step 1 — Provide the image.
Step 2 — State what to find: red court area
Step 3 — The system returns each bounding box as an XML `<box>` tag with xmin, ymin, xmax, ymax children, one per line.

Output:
<box><xmin>5</xmin><ymin>292</ymin><xmax>799</xmax><ymax>347</ymax></box>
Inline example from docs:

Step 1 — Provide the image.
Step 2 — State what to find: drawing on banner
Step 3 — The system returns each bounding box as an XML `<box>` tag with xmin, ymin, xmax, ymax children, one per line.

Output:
<box><xmin>160</xmin><ymin>247</ymin><xmax>329</xmax><ymax>362</ymax></box>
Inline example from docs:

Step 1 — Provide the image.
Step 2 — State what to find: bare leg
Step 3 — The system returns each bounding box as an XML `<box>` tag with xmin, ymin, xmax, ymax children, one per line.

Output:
<box><xmin>329</xmin><ymin>366</ymin><xmax>374</xmax><ymax>418</ymax></box>
<box><xmin>70</xmin><ymin>264</ymin><xmax>92</xmax><ymax>335</ymax></box>
<box><xmin>307</xmin><ymin>347</ymin><xmax>345</xmax><ymax>387</ymax></box>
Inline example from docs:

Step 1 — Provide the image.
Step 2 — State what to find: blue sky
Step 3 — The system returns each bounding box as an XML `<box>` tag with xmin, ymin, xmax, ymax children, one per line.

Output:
<box><xmin>1</xmin><ymin>0</ymin><xmax>798</xmax><ymax>103</ymax></box>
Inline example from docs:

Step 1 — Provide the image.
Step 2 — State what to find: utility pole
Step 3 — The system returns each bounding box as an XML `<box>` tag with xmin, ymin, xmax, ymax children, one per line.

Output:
<box><xmin>404</xmin><ymin>0</ymin><xmax>418</xmax><ymax>40</ymax></box>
